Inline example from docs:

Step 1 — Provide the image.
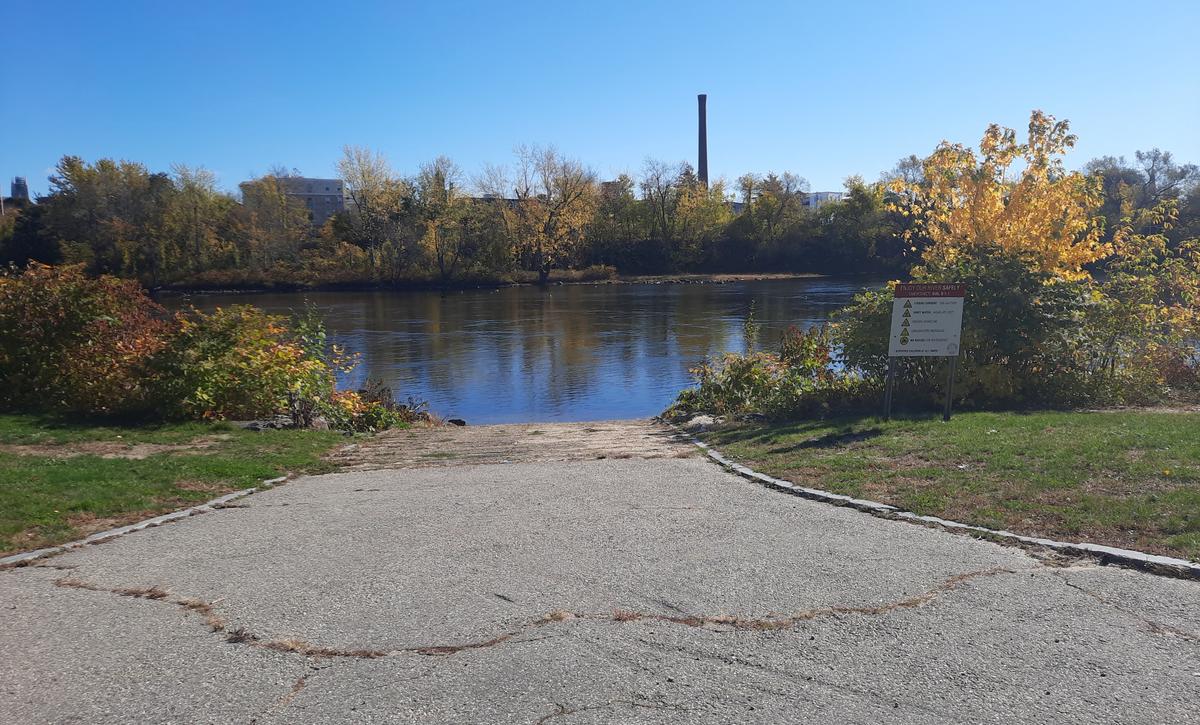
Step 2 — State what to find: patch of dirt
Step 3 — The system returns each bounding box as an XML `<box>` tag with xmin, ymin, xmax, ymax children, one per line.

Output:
<box><xmin>1076</xmin><ymin>474</ymin><xmax>1181</xmax><ymax>498</ymax></box>
<box><xmin>174</xmin><ymin>479</ymin><xmax>228</xmax><ymax>493</ymax></box>
<box><xmin>0</xmin><ymin>434</ymin><xmax>231</xmax><ymax>460</ymax></box>
<box><xmin>327</xmin><ymin>419</ymin><xmax>694</xmax><ymax>470</ymax></box>
<box><xmin>63</xmin><ymin>512</ymin><xmax>151</xmax><ymax>537</ymax></box>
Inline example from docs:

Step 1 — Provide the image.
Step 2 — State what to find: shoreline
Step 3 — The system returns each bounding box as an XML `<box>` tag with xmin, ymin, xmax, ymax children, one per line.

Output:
<box><xmin>151</xmin><ymin>271</ymin><xmax>842</xmax><ymax>296</ymax></box>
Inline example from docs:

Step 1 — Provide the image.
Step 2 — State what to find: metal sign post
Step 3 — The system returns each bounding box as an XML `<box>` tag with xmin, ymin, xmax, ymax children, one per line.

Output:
<box><xmin>885</xmin><ymin>283</ymin><xmax>966</xmax><ymax>421</ymax></box>
<box><xmin>942</xmin><ymin>356</ymin><xmax>958</xmax><ymax>422</ymax></box>
<box><xmin>883</xmin><ymin>357</ymin><xmax>896</xmax><ymax>421</ymax></box>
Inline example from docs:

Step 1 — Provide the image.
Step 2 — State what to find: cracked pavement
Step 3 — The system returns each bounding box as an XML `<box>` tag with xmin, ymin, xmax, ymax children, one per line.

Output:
<box><xmin>2</xmin><ymin>422</ymin><xmax>1199</xmax><ymax>723</ymax></box>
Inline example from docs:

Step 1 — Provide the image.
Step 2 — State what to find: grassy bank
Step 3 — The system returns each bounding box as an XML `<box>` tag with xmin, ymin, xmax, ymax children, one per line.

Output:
<box><xmin>698</xmin><ymin>411</ymin><xmax>1200</xmax><ymax>561</ymax></box>
<box><xmin>0</xmin><ymin>414</ymin><xmax>347</xmax><ymax>556</ymax></box>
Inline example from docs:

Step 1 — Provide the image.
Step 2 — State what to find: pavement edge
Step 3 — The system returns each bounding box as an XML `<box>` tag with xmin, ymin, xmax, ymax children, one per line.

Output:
<box><xmin>0</xmin><ymin>475</ymin><xmax>291</xmax><ymax>569</ymax></box>
<box><xmin>673</xmin><ymin>425</ymin><xmax>1200</xmax><ymax>581</ymax></box>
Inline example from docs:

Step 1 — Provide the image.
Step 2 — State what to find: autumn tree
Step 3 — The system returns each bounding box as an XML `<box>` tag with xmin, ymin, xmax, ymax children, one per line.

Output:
<box><xmin>746</xmin><ymin>172</ymin><xmax>808</xmax><ymax>244</ymax></box>
<box><xmin>166</xmin><ymin>165</ymin><xmax>235</xmax><ymax>276</ymax></box>
<box><xmin>336</xmin><ymin>146</ymin><xmax>415</xmax><ymax>276</ymax></box>
<box><xmin>893</xmin><ymin>110</ymin><xmax>1106</xmax><ymax>280</ymax></box>
<box><xmin>39</xmin><ymin>157</ymin><xmax>176</xmax><ymax>280</ymax></box>
<box><xmin>673</xmin><ymin>178</ymin><xmax>732</xmax><ymax>268</ymax></box>
<box><xmin>236</xmin><ymin>174</ymin><xmax>310</xmax><ymax>269</ymax></box>
<box><xmin>415</xmin><ymin>156</ymin><xmax>467</xmax><ymax>285</ymax></box>
<box><xmin>488</xmin><ymin>146</ymin><xmax>597</xmax><ymax>285</ymax></box>
<box><xmin>1085</xmin><ymin>150</ymin><xmax>1200</xmax><ymax>243</ymax></box>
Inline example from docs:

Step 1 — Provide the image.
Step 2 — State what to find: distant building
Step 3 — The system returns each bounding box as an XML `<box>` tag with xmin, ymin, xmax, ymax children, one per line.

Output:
<box><xmin>278</xmin><ymin>177</ymin><xmax>346</xmax><ymax>226</ymax></box>
<box><xmin>240</xmin><ymin>176</ymin><xmax>347</xmax><ymax>227</ymax></box>
<box><xmin>10</xmin><ymin>177</ymin><xmax>29</xmax><ymax>201</ymax></box>
<box><xmin>805</xmin><ymin>191</ymin><xmax>846</xmax><ymax>209</ymax></box>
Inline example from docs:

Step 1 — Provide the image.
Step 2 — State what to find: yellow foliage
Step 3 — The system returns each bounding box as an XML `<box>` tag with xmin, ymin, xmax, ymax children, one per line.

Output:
<box><xmin>892</xmin><ymin>110</ymin><xmax>1108</xmax><ymax>279</ymax></box>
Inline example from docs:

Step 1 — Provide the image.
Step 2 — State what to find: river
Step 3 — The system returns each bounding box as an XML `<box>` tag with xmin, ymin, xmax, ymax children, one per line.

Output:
<box><xmin>164</xmin><ymin>277</ymin><xmax>879</xmax><ymax>423</ymax></box>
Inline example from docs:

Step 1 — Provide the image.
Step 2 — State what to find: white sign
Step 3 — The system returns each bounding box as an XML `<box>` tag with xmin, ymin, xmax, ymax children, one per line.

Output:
<box><xmin>888</xmin><ymin>283</ymin><xmax>965</xmax><ymax>357</ymax></box>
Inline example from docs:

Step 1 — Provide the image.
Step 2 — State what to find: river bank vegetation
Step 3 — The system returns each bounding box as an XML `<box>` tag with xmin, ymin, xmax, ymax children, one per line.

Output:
<box><xmin>3</xmin><ymin>130</ymin><xmax>1194</xmax><ymax>291</ymax></box>
<box><xmin>0</xmin><ymin>264</ymin><xmax>417</xmax><ymax>431</ymax></box>
<box><xmin>666</xmin><ymin>112</ymin><xmax>1200</xmax><ymax>418</ymax></box>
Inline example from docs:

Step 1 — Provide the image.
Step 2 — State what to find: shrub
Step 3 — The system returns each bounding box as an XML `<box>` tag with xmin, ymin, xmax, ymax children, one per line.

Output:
<box><xmin>837</xmin><ymin>247</ymin><xmax>1116</xmax><ymax>408</ymax></box>
<box><xmin>665</xmin><ymin>325</ymin><xmax>876</xmax><ymax>421</ymax></box>
<box><xmin>0</xmin><ymin>264</ymin><xmax>415</xmax><ymax>430</ymax></box>
<box><xmin>325</xmin><ymin>381</ymin><xmax>427</xmax><ymax>433</ymax></box>
<box><xmin>152</xmin><ymin>306</ymin><xmax>332</xmax><ymax>421</ymax></box>
<box><xmin>0</xmin><ymin>264</ymin><xmax>169</xmax><ymax>414</ymax></box>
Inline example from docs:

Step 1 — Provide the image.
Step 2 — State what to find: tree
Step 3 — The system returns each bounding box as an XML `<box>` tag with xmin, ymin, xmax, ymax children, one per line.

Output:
<box><xmin>586</xmin><ymin>174</ymin><xmax>659</xmax><ymax>270</ymax></box>
<box><xmin>336</xmin><ymin>146</ymin><xmax>414</xmax><ymax>275</ymax></box>
<box><xmin>489</xmin><ymin>146</ymin><xmax>597</xmax><ymax>285</ymax></box>
<box><xmin>0</xmin><ymin>204</ymin><xmax>61</xmax><ymax>267</ymax></box>
<box><xmin>39</xmin><ymin>156</ymin><xmax>174</xmax><ymax>281</ymax></box>
<box><xmin>1135</xmin><ymin>149</ymin><xmax>1199</xmax><ymax>206</ymax></box>
<box><xmin>415</xmin><ymin>156</ymin><xmax>467</xmax><ymax>285</ymax></box>
<box><xmin>747</xmin><ymin>171</ymin><xmax>808</xmax><ymax>243</ymax></box>
<box><xmin>236</xmin><ymin>174</ymin><xmax>310</xmax><ymax>269</ymax></box>
<box><xmin>165</xmin><ymin>165</ymin><xmax>235</xmax><ymax>278</ymax></box>
<box><xmin>893</xmin><ymin>110</ymin><xmax>1106</xmax><ymax>280</ymax></box>
<box><xmin>640</xmin><ymin>158</ymin><xmax>685</xmax><ymax>245</ymax></box>
<box><xmin>673</xmin><ymin>178</ymin><xmax>732</xmax><ymax>268</ymax></box>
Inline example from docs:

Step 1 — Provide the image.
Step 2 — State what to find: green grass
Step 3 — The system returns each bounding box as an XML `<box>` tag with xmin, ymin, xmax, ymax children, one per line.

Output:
<box><xmin>0</xmin><ymin>414</ymin><xmax>346</xmax><ymax>556</ymax></box>
<box><xmin>700</xmin><ymin>411</ymin><xmax>1200</xmax><ymax>562</ymax></box>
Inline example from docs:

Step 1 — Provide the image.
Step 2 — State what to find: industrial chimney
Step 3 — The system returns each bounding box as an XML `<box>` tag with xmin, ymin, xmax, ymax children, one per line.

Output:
<box><xmin>697</xmin><ymin>94</ymin><xmax>708</xmax><ymax>187</ymax></box>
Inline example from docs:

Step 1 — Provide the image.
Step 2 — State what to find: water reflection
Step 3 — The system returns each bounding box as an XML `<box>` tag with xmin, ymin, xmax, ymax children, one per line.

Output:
<box><xmin>165</xmin><ymin>278</ymin><xmax>877</xmax><ymax>423</ymax></box>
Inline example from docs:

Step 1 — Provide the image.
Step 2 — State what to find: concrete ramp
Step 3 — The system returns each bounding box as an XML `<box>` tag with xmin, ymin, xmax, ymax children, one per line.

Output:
<box><xmin>327</xmin><ymin>418</ymin><xmax>695</xmax><ymax>470</ymax></box>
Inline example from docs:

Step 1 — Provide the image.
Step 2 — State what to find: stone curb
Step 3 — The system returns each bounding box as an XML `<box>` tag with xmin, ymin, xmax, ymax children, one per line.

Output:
<box><xmin>0</xmin><ymin>475</ymin><xmax>290</xmax><ymax>569</ymax></box>
<box><xmin>677</xmin><ymin>429</ymin><xmax>1200</xmax><ymax>581</ymax></box>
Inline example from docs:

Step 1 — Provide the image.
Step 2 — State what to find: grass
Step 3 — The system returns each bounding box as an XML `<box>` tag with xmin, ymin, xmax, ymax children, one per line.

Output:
<box><xmin>0</xmin><ymin>414</ymin><xmax>346</xmax><ymax>556</ymax></box>
<box><xmin>699</xmin><ymin>410</ymin><xmax>1200</xmax><ymax>562</ymax></box>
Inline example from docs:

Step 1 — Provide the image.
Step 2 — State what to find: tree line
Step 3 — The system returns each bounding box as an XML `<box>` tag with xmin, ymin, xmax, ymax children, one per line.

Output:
<box><xmin>2</xmin><ymin>144</ymin><xmax>1196</xmax><ymax>288</ymax></box>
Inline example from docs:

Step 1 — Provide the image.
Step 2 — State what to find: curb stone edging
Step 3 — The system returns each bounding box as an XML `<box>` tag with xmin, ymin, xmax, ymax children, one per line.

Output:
<box><xmin>678</xmin><ymin>429</ymin><xmax>1200</xmax><ymax>581</ymax></box>
<box><xmin>0</xmin><ymin>475</ymin><xmax>290</xmax><ymax>569</ymax></box>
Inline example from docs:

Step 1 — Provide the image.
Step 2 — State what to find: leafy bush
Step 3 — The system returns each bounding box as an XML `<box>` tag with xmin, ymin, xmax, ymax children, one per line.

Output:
<box><xmin>838</xmin><ymin>248</ymin><xmax>1118</xmax><ymax>408</ymax></box>
<box><xmin>0</xmin><ymin>264</ymin><xmax>413</xmax><ymax>431</ymax></box>
<box><xmin>0</xmin><ymin>264</ymin><xmax>169</xmax><ymax>414</ymax></box>
<box><xmin>325</xmin><ymin>381</ymin><xmax>428</xmax><ymax>432</ymax></box>
<box><xmin>665</xmin><ymin>325</ymin><xmax>877</xmax><ymax>421</ymax></box>
<box><xmin>152</xmin><ymin>306</ymin><xmax>333</xmax><ymax>421</ymax></box>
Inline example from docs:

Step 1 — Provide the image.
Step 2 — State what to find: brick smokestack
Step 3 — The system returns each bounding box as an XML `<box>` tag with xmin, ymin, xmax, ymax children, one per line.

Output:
<box><xmin>697</xmin><ymin>93</ymin><xmax>708</xmax><ymax>187</ymax></box>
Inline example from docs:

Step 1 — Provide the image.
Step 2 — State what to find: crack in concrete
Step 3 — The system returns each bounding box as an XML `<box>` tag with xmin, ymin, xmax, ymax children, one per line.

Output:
<box><xmin>276</xmin><ymin>673</ymin><xmax>308</xmax><ymax>708</ymax></box>
<box><xmin>1051</xmin><ymin>572</ymin><xmax>1200</xmax><ymax>643</ymax></box>
<box><xmin>535</xmin><ymin>699</ymin><xmax>691</xmax><ymax>724</ymax></box>
<box><xmin>49</xmin><ymin>566</ymin><xmax>1017</xmax><ymax>663</ymax></box>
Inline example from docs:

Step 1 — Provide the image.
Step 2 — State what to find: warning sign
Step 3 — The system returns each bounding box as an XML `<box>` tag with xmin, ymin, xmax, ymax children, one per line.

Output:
<box><xmin>888</xmin><ymin>283</ymin><xmax>965</xmax><ymax>357</ymax></box>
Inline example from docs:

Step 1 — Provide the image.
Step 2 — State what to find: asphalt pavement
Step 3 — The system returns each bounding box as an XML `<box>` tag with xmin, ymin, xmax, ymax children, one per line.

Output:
<box><xmin>2</xmin><ymin>423</ymin><xmax>1198</xmax><ymax>724</ymax></box>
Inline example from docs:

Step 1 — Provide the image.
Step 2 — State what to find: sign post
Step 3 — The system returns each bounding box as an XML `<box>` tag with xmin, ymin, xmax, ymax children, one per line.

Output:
<box><xmin>884</xmin><ymin>283</ymin><xmax>965</xmax><ymax>421</ymax></box>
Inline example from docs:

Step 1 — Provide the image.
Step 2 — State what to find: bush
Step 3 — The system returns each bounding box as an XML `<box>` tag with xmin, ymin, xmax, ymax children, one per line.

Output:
<box><xmin>837</xmin><ymin>248</ymin><xmax>1113</xmax><ymax>408</ymax></box>
<box><xmin>665</xmin><ymin>325</ymin><xmax>877</xmax><ymax>421</ymax></box>
<box><xmin>325</xmin><ymin>381</ymin><xmax>428</xmax><ymax>433</ymax></box>
<box><xmin>0</xmin><ymin>264</ymin><xmax>413</xmax><ymax>431</ymax></box>
<box><xmin>0</xmin><ymin>264</ymin><xmax>169</xmax><ymax>414</ymax></box>
<box><xmin>152</xmin><ymin>306</ymin><xmax>333</xmax><ymax>421</ymax></box>
<box><xmin>837</xmin><ymin>239</ymin><xmax>1197</xmax><ymax>410</ymax></box>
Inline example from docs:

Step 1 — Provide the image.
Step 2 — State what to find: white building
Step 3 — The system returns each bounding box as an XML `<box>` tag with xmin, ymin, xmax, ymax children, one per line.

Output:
<box><xmin>805</xmin><ymin>191</ymin><xmax>846</xmax><ymax>209</ymax></box>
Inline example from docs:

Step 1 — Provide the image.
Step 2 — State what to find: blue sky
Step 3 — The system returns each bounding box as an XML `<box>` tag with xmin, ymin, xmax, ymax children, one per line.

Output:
<box><xmin>4</xmin><ymin>0</ymin><xmax>1198</xmax><ymax>196</ymax></box>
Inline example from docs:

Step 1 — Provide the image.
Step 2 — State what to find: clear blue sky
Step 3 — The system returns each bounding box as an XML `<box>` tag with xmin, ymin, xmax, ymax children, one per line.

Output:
<box><xmin>4</xmin><ymin>0</ymin><xmax>1198</xmax><ymax>197</ymax></box>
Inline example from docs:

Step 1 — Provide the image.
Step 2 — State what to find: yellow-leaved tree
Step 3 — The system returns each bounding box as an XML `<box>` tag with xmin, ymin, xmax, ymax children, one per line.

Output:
<box><xmin>486</xmin><ymin>145</ymin><xmax>597</xmax><ymax>285</ymax></box>
<box><xmin>893</xmin><ymin>110</ymin><xmax>1107</xmax><ymax>279</ymax></box>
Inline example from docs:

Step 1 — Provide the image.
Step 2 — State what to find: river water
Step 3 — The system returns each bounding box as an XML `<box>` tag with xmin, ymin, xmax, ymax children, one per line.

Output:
<box><xmin>165</xmin><ymin>277</ymin><xmax>879</xmax><ymax>423</ymax></box>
